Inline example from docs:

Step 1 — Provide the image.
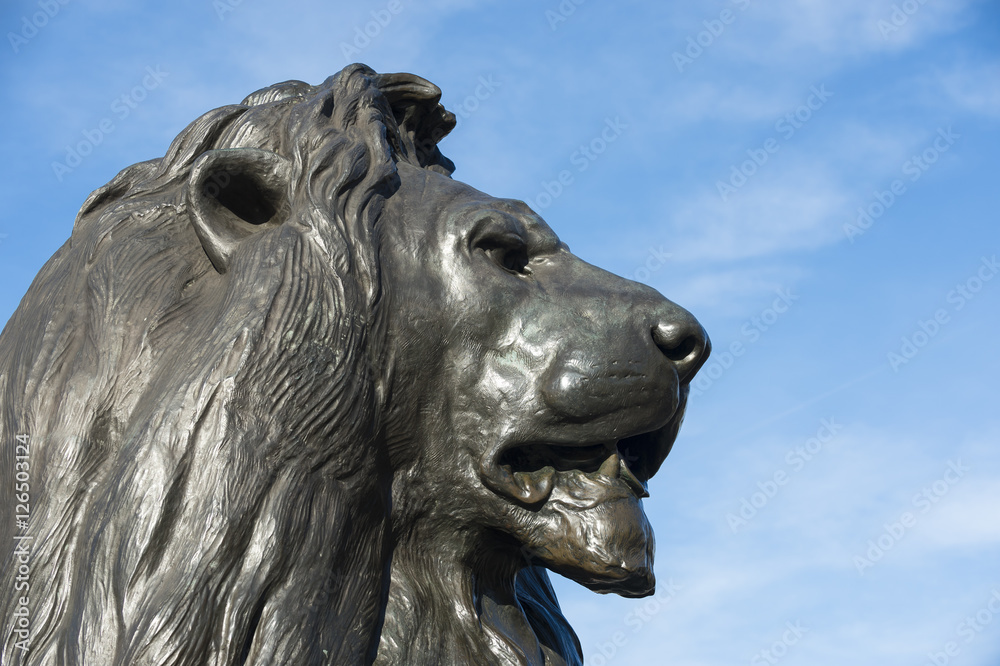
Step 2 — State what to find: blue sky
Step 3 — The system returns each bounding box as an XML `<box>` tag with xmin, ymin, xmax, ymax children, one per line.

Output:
<box><xmin>2</xmin><ymin>1</ymin><xmax>999</xmax><ymax>664</ymax></box>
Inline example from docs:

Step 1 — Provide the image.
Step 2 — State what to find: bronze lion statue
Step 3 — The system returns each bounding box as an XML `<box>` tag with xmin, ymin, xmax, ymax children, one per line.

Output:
<box><xmin>0</xmin><ymin>64</ymin><xmax>709</xmax><ymax>665</ymax></box>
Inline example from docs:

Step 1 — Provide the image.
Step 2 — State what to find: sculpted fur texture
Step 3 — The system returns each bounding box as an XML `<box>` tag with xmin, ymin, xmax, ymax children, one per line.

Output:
<box><xmin>0</xmin><ymin>64</ymin><xmax>709</xmax><ymax>665</ymax></box>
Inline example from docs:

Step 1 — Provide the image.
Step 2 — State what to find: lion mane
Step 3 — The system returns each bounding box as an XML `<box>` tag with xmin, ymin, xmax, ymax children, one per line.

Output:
<box><xmin>1</xmin><ymin>64</ymin><xmax>573</xmax><ymax>665</ymax></box>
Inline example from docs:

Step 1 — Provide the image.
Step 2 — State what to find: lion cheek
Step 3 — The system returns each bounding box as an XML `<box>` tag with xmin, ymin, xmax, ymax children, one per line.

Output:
<box><xmin>522</xmin><ymin>496</ymin><xmax>656</xmax><ymax>598</ymax></box>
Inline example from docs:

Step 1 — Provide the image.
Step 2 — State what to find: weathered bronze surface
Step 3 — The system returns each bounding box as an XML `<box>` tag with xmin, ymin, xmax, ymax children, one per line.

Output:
<box><xmin>0</xmin><ymin>64</ymin><xmax>709</xmax><ymax>665</ymax></box>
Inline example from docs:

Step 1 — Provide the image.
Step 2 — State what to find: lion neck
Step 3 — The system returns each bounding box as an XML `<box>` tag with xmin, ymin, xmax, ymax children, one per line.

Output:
<box><xmin>376</xmin><ymin>530</ymin><xmax>563</xmax><ymax>666</ymax></box>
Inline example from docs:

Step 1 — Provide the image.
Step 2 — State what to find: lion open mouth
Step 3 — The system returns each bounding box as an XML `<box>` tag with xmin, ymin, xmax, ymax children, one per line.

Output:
<box><xmin>484</xmin><ymin>437</ymin><xmax>657</xmax><ymax>507</ymax></box>
<box><xmin>480</xmin><ymin>435</ymin><xmax>663</xmax><ymax>598</ymax></box>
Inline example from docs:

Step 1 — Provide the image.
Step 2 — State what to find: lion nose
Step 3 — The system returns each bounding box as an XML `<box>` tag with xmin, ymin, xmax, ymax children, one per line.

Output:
<box><xmin>651</xmin><ymin>309</ymin><xmax>711</xmax><ymax>384</ymax></box>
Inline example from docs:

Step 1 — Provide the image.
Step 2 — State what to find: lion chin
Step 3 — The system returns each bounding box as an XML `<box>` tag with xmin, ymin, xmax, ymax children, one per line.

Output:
<box><xmin>487</xmin><ymin>385</ymin><xmax>693</xmax><ymax>598</ymax></box>
<box><xmin>506</xmin><ymin>456</ymin><xmax>658</xmax><ymax>597</ymax></box>
<box><xmin>481</xmin><ymin>429</ymin><xmax>681</xmax><ymax>598</ymax></box>
<box><xmin>0</xmin><ymin>64</ymin><xmax>709</xmax><ymax>666</ymax></box>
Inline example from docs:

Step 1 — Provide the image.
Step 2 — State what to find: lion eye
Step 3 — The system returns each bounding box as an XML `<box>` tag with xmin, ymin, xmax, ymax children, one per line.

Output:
<box><xmin>482</xmin><ymin>242</ymin><xmax>531</xmax><ymax>276</ymax></box>
<box><xmin>499</xmin><ymin>246</ymin><xmax>530</xmax><ymax>274</ymax></box>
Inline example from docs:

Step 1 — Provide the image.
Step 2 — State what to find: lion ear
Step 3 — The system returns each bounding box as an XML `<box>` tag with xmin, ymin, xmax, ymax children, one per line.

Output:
<box><xmin>186</xmin><ymin>148</ymin><xmax>293</xmax><ymax>274</ymax></box>
<box><xmin>373</xmin><ymin>72</ymin><xmax>457</xmax><ymax>175</ymax></box>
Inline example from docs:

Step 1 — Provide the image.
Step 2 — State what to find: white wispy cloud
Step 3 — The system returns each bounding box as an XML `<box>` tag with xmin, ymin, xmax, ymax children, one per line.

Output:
<box><xmin>727</xmin><ymin>0</ymin><xmax>975</xmax><ymax>61</ymax></box>
<box><xmin>935</xmin><ymin>60</ymin><xmax>1000</xmax><ymax>118</ymax></box>
<box><xmin>654</xmin><ymin>266</ymin><xmax>803</xmax><ymax>318</ymax></box>
<box><xmin>914</xmin><ymin>480</ymin><xmax>1000</xmax><ymax>548</ymax></box>
<box><xmin>663</xmin><ymin>169</ymin><xmax>849</xmax><ymax>263</ymax></box>
<box><xmin>657</xmin><ymin>81</ymin><xmax>806</xmax><ymax>125</ymax></box>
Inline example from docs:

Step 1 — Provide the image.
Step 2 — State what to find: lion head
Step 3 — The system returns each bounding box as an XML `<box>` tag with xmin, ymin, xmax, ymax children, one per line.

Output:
<box><xmin>0</xmin><ymin>64</ymin><xmax>709</xmax><ymax>666</ymax></box>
